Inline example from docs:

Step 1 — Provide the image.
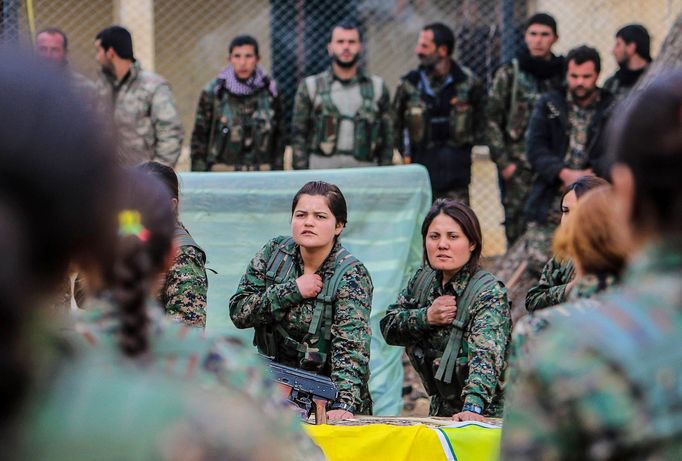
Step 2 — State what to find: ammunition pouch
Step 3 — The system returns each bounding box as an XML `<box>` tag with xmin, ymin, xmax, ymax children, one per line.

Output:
<box><xmin>253</xmin><ymin>325</ymin><xmax>278</xmax><ymax>357</ymax></box>
<box><xmin>406</xmin><ymin>102</ymin><xmax>426</xmax><ymax>145</ymax></box>
<box><xmin>449</xmin><ymin>102</ymin><xmax>474</xmax><ymax>145</ymax></box>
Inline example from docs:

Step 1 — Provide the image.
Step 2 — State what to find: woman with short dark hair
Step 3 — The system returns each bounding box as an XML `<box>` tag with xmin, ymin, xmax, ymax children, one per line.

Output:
<box><xmin>230</xmin><ymin>181</ymin><xmax>373</xmax><ymax>419</ymax></box>
<box><xmin>380</xmin><ymin>199</ymin><xmax>511</xmax><ymax>421</ymax></box>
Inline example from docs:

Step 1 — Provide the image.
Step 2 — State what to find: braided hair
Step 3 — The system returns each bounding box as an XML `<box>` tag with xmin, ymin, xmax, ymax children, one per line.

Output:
<box><xmin>106</xmin><ymin>170</ymin><xmax>175</xmax><ymax>358</ymax></box>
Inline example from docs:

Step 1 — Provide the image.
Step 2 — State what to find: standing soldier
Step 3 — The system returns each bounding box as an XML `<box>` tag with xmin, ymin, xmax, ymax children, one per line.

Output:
<box><xmin>603</xmin><ymin>24</ymin><xmax>652</xmax><ymax>102</ymax></box>
<box><xmin>191</xmin><ymin>35</ymin><xmax>284</xmax><ymax>172</ymax></box>
<box><xmin>291</xmin><ymin>22</ymin><xmax>393</xmax><ymax>169</ymax></box>
<box><xmin>95</xmin><ymin>25</ymin><xmax>183</xmax><ymax>167</ymax></box>
<box><xmin>486</xmin><ymin>13</ymin><xmax>564</xmax><ymax>246</ymax></box>
<box><xmin>393</xmin><ymin>22</ymin><xmax>485</xmax><ymax>205</ymax></box>
<box><xmin>522</xmin><ymin>46</ymin><xmax>613</xmax><ymax>276</ymax></box>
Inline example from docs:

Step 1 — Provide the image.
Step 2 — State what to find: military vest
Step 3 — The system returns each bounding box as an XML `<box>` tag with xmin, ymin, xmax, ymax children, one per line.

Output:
<box><xmin>505</xmin><ymin>58</ymin><xmax>546</xmax><ymax>142</ymax></box>
<box><xmin>207</xmin><ymin>80</ymin><xmax>275</xmax><ymax>169</ymax></box>
<box><xmin>405</xmin><ymin>267</ymin><xmax>500</xmax><ymax>402</ymax></box>
<box><xmin>304</xmin><ymin>71</ymin><xmax>383</xmax><ymax>161</ymax></box>
<box><xmin>403</xmin><ymin>65</ymin><xmax>477</xmax><ymax>150</ymax></box>
<box><xmin>253</xmin><ymin>237</ymin><xmax>360</xmax><ymax>373</ymax></box>
<box><xmin>174</xmin><ymin>225</ymin><xmax>206</xmax><ymax>264</ymax></box>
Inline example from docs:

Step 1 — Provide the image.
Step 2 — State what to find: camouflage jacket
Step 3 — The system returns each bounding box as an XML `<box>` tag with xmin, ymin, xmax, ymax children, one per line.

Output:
<box><xmin>603</xmin><ymin>65</ymin><xmax>648</xmax><ymax>104</ymax></box>
<box><xmin>380</xmin><ymin>266</ymin><xmax>510</xmax><ymax>416</ymax></box>
<box><xmin>96</xmin><ymin>61</ymin><xmax>183</xmax><ymax>167</ymax></box>
<box><xmin>508</xmin><ymin>271</ymin><xmax>618</xmax><ymax>386</ymax></box>
<box><xmin>229</xmin><ymin>236</ymin><xmax>373</xmax><ymax>414</ymax></box>
<box><xmin>70</xmin><ymin>297</ymin><xmax>323</xmax><ymax>459</ymax></box>
<box><xmin>21</xmin><ymin>321</ymin><xmax>315</xmax><ymax>461</ymax></box>
<box><xmin>486</xmin><ymin>57</ymin><xmax>563</xmax><ymax>171</ymax></box>
<box><xmin>190</xmin><ymin>76</ymin><xmax>284</xmax><ymax>171</ymax></box>
<box><xmin>502</xmin><ymin>242</ymin><xmax>682</xmax><ymax>460</ymax></box>
<box><xmin>159</xmin><ymin>223</ymin><xmax>208</xmax><ymax>328</ymax></box>
<box><xmin>525</xmin><ymin>256</ymin><xmax>575</xmax><ymax>312</ymax></box>
<box><xmin>291</xmin><ymin>68</ymin><xmax>393</xmax><ymax>169</ymax></box>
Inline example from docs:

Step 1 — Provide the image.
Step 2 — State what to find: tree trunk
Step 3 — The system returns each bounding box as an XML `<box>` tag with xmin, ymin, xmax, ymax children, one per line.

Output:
<box><xmin>635</xmin><ymin>10</ymin><xmax>682</xmax><ymax>89</ymax></box>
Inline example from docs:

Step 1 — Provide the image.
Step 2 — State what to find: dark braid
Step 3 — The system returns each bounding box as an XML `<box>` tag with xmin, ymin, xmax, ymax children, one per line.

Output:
<box><xmin>108</xmin><ymin>170</ymin><xmax>175</xmax><ymax>358</ymax></box>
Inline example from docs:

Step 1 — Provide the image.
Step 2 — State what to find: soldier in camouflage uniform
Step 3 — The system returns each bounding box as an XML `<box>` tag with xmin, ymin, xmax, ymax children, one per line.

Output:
<box><xmin>230</xmin><ymin>181</ymin><xmax>373</xmax><ymax>418</ymax></box>
<box><xmin>393</xmin><ymin>22</ymin><xmax>485</xmax><ymax>204</ymax></box>
<box><xmin>291</xmin><ymin>22</ymin><xmax>393</xmax><ymax>170</ymax></box>
<box><xmin>191</xmin><ymin>35</ymin><xmax>284</xmax><ymax>172</ymax></box>
<box><xmin>139</xmin><ymin>161</ymin><xmax>208</xmax><ymax>328</ymax></box>
<box><xmin>381</xmin><ymin>200</ymin><xmax>510</xmax><ymax>419</ymax></box>
<box><xmin>486</xmin><ymin>13</ymin><xmax>564</xmax><ymax>246</ymax></box>
<box><xmin>95</xmin><ymin>26</ymin><xmax>183</xmax><ymax>167</ymax></box>
<box><xmin>502</xmin><ymin>72</ymin><xmax>682</xmax><ymax>459</ymax></box>
<box><xmin>603</xmin><ymin>24</ymin><xmax>651</xmax><ymax>103</ymax></box>
<box><xmin>35</xmin><ymin>28</ymin><xmax>97</xmax><ymax>103</ymax></box>
<box><xmin>521</xmin><ymin>46</ymin><xmax>613</xmax><ymax>277</ymax></box>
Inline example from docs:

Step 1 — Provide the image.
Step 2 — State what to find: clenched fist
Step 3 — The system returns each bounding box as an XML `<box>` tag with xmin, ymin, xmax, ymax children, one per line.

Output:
<box><xmin>296</xmin><ymin>273</ymin><xmax>323</xmax><ymax>298</ymax></box>
<box><xmin>426</xmin><ymin>295</ymin><xmax>457</xmax><ymax>326</ymax></box>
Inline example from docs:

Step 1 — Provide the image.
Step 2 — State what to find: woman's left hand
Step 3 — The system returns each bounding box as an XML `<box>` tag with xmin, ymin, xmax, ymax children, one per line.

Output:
<box><xmin>327</xmin><ymin>409</ymin><xmax>354</xmax><ymax>420</ymax></box>
<box><xmin>452</xmin><ymin>411</ymin><xmax>486</xmax><ymax>422</ymax></box>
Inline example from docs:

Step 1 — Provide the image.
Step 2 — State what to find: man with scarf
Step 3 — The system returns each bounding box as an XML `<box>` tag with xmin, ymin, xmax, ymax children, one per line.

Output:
<box><xmin>291</xmin><ymin>22</ymin><xmax>392</xmax><ymax>169</ymax></box>
<box><xmin>604</xmin><ymin>24</ymin><xmax>652</xmax><ymax>103</ymax></box>
<box><xmin>486</xmin><ymin>13</ymin><xmax>564</xmax><ymax>246</ymax></box>
<box><xmin>393</xmin><ymin>22</ymin><xmax>485</xmax><ymax>204</ymax></box>
<box><xmin>191</xmin><ymin>35</ymin><xmax>284</xmax><ymax>171</ymax></box>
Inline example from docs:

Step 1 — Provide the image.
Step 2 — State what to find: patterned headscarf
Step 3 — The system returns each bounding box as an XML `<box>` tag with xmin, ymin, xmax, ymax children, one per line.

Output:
<box><xmin>217</xmin><ymin>65</ymin><xmax>278</xmax><ymax>97</ymax></box>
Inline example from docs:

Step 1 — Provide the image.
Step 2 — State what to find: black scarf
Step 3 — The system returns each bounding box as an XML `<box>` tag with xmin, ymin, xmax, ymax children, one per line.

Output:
<box><xmin>613</xmin><ymin>65</ymin><xmax>646</xmax><ymax>88</ymax></box>
<box><xmin>517</xmin><ymin>48</ymin><xmax>564</xmax><ymax>80</ymax></box>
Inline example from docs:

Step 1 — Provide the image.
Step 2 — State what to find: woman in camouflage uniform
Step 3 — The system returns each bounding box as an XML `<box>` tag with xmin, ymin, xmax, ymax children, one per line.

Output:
<box><xmin>139</xmin><ymin>161</ymin><xmax>208</xmax><ymax>327</ymax></box>
<box><xmin>525</xmin><ymin>175</ymin><xmax>609</xmax><ymax>312</ymax></box>
<box><xmin>230</xmin><ymin>181</ymin><xmax>373</xmax><ymax>419</ymax></box>
<box><xmin>508</xmin><ymin>185</ymin><xmax>630</xmax><ymax>386</ymax></box>
<box><xmin>380</xmin><ymin>199</ymin><xmax>510</xmax><ymax>420</ymax></box>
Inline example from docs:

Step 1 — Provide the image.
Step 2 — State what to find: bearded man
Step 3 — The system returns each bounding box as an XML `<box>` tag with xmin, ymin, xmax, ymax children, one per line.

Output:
<box><xmin>522</xmin><ymin>45</ymin><xmax>614</xmax><ymax>275</ymax></box>
<box><xmin>291</xmin><ymin>21</ymin><xmax>393</xmax><ymax>169</ymax></box>
<box><xmin>392</xmin><ymin>22</ymin><xmax>485</xmax><ymax>204</ymax></box>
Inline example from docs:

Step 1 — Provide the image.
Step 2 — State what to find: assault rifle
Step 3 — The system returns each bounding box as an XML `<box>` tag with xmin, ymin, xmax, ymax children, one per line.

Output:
<box><xmin>264</xmin><ymin>357</ymin><xmax>337</xmax><ymax>424</ymax></box>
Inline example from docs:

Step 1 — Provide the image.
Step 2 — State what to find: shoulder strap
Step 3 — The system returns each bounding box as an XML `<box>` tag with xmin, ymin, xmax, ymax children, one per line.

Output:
<box><xmin>435</xmin><ymin>270</ymin><xmax>500</xmax><ymax>384</ymax></box>
<box><xmin>359</xmin><ymin>77</ymin><xmax>375</xmax><ymax>111</ymax></box>
<box><xmin>265</xmin><ymin>237</ymin><xmax>296</xmax><ymax>285</ymax></box>
<box><xmin>174</xmin><ymin>226</ymin><xmax>205</xmax><ymax>263</ymax></box>
<box><xmin>315</xmin><ymin>73</ymin><xmax>340</xmax><ymax>116</ymax></box>
<box><xmin>413</xmin><ymin>266</ymin><xmax>438</xmax><ymax>308</ymax></box>
<box><xmin>308</xmin><ymin>247</ymin><xmax>360</xmax><ymax>340</ymax></box>
<box><xmin>508</xmin><ymin>59</ymin><xmax>520</xmax><ymax>126</ymax></box>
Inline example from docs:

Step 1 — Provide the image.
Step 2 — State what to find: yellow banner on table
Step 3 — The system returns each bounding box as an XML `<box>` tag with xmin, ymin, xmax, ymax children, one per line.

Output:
<box><xmin>305</xmin><ymin>422</ymin><xmax>501</xmax><ymax>461</ymax></box>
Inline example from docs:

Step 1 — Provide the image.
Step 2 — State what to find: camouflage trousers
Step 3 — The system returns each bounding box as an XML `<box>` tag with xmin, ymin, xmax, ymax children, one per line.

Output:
<box><xmin>523</xmin><ymin>222</ymin><xmax>556</xmax><ymax>276</ymax></box>
<box><xmin>499</xmin><ymin>165</ymin><xmax>533</xmax><ymax>247</ymax></box>
<box><xmin>433</xmin><ymin>186</ymin><xmax>470</xmax><ymax>206</ymax></box>
<box><xmin>309</xmin><ymin>153</ymin><xmax>376</xmax><ymax>169</ymax></box>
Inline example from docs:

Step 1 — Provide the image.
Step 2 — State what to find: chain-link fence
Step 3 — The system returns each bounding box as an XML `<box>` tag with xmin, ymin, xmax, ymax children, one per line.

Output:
<box><xmin>3</xmin><ymin>0</ymin><xmax>681</xmax><ymax>255</ymax></box>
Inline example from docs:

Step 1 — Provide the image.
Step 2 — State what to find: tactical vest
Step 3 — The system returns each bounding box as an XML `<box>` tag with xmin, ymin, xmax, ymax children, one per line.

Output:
<box><xmin>208</xmin><ymin>79</ymin><xmax>275</xmax><ymax>169</ymax></box>
<box><xmin>405</xmin><ymin>267</ymin><xmax>500</xmax><ymax>404</ymax></box>
<box><xmin>562</xmin><ymin>297</ymin><xmax>682</xmax><ymax>451</ymax></box>
<box><xmin>253</xmin><ymin>237</ymin><xmax>360</xmax><ymax>373</ymax></box>
<box><xmin>305</xmin><ymin>72</ymin><xmax>382</xmax><ymax>162</ymax></box>
<box><xmin>403</xmin><ymin>66</ymin><xmax>477</xmax><ymax>150</ymax></box>
<box><xmin>174</xmin><ymin>226</ymin><xmax>206</xmax><ymax>264</ymax></box>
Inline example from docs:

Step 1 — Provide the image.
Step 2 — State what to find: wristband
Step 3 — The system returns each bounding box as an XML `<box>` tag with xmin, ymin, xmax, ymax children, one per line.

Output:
<box><xmin>462</xmin><ymin>403</ymin><xmax>483</xmax><ymax>415</ymax></box>
<box><xmin>329</xmin><ymin>402</ymin><xmax>354</xmax><ymax>413</ymax></box>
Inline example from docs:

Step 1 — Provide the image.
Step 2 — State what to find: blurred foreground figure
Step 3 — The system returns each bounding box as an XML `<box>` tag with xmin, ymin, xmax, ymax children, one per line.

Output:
<box><xmin>0</xmin><ymin>50</ymin><xmax>298</xmax><ymax>461</ymax></box>
<box><xmin>501</xmin><ymin>70</ymin><xmax>682</xmax><ymax>460</ymax></box>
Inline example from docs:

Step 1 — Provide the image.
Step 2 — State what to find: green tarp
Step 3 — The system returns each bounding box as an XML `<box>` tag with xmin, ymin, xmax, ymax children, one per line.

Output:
<box><xmin>179</xmin><ymin>164</ymin><xmax>431</xmax><ymax>415</ymax></box>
